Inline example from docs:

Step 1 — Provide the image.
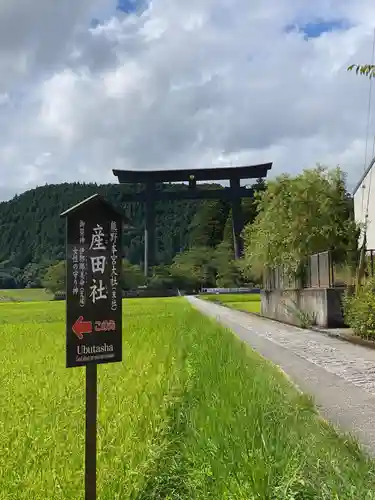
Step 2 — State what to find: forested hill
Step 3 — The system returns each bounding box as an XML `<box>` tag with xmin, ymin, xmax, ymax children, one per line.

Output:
<box><xmin>0</xmin><ymin>180</ymin><xmax>264</xmax><ymax>287</ymax></box>
<box><xmin>0</xmin><ymin>182</ymin><xmax>197</xmax><ymax>267</ymax></box>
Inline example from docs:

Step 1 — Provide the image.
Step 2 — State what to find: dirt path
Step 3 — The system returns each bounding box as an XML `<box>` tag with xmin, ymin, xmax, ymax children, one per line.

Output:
<box><xmin>187</xmin><ymin>296</ymin><xmax>375</xmax><ymax>457</ymax></box>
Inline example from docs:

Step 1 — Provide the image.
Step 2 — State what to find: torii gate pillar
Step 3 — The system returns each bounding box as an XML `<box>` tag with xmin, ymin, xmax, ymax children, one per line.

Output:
<box><xmin>230</xmin><ymin>177</ymin><xmax>243</xmax><ymax>260</ymax></box>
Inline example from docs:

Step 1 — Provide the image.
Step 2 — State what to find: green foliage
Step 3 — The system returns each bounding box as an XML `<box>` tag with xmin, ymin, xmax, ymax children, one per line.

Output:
<box><xmin>242</xmin><ymin>166</ymin><xmax>359</xmax><ymax>279</ymax></box>
<box><xmin>42</xmin><ymin>261</ymin><xmax>65</xmax><ymax>293</ymax></box>
<box><xmin>343</xmin><ymin>280</ymin><xmax>375</xmax><ymax>339</ymax></box>
<box><xmin>348</xmin><ymin>64</ymin><xmax>375</xmax><ymax>79</ymax></box>
<box><xmin>188</xmin><ymin>199</ymin><xmax>229</xmax><ymax>247</ymax></box>
<box><xmin>281</xmin><ymin>298</ymin><xmax>317</xmax><ymax>328</ymax></box>
<box><xmin>171</xmin><ymin>247</ymin><xmax>216</xmax><ymax>289</ymax></box>
<box><xmin>222</xmin><ymin>179</ymin><xmax>266</xmax><ymax>247</ymax></box>
<box><xmin>213</xmin><ymin>241</ymin><xmax>242</xmax><ymax>287</ymax></box>
<box><xmin>19</xmin><ymin>262</ymin><xmax>49</xmax><ymax>288</ymax></box>
<box><xmin>147</xmin><ymin>265</ymin><xmax>175</xmax><ymax>290</ymax></box>
<box><xmin>0</xmin><ymin>260</ymin><xmax>50</xmax><ymax>289</ymax></box>
<box><xmin>236</xmin><ymin>257</ymin><xmax>262</xmax><ymax>286</ymax></box>
<box><xmin>0</xmin><ymin>182</ymin><xmax>200</xmax><ymax>272</ymax></box>
<box><xmin>122</xmin><ymin>259</ymin><xmax>145</xmax><ymax>290</ymax></box>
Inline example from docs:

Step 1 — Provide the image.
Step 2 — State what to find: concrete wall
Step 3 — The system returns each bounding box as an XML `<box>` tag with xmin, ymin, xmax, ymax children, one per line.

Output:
<box><xmin>354</xmin><ymin>164</ymin><xmax>375</xmax><ymax>249</ymax></box>
<box><xmin>261</xmin><ymin>287</ymin><xmax>347</xmax><ymax>328</ymax></box>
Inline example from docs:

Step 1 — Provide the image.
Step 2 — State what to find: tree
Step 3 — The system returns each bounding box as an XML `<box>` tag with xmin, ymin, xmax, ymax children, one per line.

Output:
<box><xmin>21</xmin><ymin>261</ymin><xmax>52</xmax><ymax>288</ymax></box>
<box><xmin>170</xmin><ymin>247</ymin><xmax>216</xmax><ymax>289</ymax></box>
<box><xmin>121</xmin><ymin>259</ymin><xmax>145</xmax><ymax>290</ymax></box>
<box><xmin>242</xmin><ymin>166</ymin><xmax>359</xmax><ymax>278</ymax></box>
<box><xmin>213</xmin><ymin>242</ymin><xmax>242</xmax><ymax>287</ymax></box>
<box><xmin>188</xmin><ymin>199</ymin><xmax>229</xmax><ymax>248</ymax></box>
<box><xmin>147</xmin><ymin>265</ymin><xmax>175</xmax><ymax>290</ymax></box>
<box><xmin>42</xmin><ymin>261</ymin><xmax>65</xmax><ymax>293</ymax></box>
<box><xmin>236</xmin><ymin>259</ymin><xmax>262</xmax><ymax>287</ymax></box>
<box><xmin>347</xmin><ymin>64</ymin><xmax>375</xmax><ymax>79</ymax></box>
<box><xmin>222</xmin><ymin>179</ymin><xmax>267</xmax><ymax>246</ymax></box>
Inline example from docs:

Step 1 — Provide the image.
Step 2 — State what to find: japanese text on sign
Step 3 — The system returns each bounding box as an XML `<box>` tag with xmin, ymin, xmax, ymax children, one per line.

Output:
<box><xmin>72</xmin><ymin>246</ymin><xmax>79</xmax><ymax>296</ymax></box>
<box><xmin>79</xmin><ymin>220</ymin><xmax>86</xmax><ymax>307</ymax></box>
<box><xmin>89</xmin><ymin>224</ymin><xmax>108</xmax><ymax>304</ymax></box>
<box><xmin>110</xmin><ymin>221</ymin><xmax>118</xmax><ymax>311</ymax></box>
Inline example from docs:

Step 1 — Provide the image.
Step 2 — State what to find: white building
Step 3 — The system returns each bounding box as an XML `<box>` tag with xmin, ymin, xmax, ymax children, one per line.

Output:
<box><xmin>353</xmin><ymin>158</ymin><xmax>375</xmax><ymax>249</ymax></box>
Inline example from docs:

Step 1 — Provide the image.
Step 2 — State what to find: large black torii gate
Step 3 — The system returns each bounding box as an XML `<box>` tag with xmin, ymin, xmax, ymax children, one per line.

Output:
<box><xmin>113</xmin><ymin>163</ymin><xmax>272</xmax><ymax>276</ymax></box>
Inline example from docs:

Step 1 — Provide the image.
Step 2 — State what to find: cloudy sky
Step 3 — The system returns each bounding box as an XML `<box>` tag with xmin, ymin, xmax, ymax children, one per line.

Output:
<box><xmin>0</xmin><ymin>0</ymin><xmax>375</xmax><ymax>201</ymax></box>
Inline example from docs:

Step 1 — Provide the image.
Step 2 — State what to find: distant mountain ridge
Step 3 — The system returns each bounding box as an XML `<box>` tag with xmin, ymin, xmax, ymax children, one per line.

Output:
<box><xmin>0</xmin><ymin>181</ymin><xmax>202</xmax><ymax>269</ymax></box>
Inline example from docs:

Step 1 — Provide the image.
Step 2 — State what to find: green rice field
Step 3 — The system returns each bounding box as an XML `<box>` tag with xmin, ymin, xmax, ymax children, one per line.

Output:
<box><xmin>201</xmin><ymin>293</ymin><xmax>261</xmax><ymax>313</ymax></box>
<box><xmin>0</xmin><ymin>297</ymin><xmax>375</xmax><ymax>499</ymax></box>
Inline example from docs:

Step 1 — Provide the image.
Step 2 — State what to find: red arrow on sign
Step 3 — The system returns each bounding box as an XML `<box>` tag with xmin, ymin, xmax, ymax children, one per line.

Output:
<box><xmin>72</xmin><ymin>316</ymin><xmax>93</xmax><ymax>339</ymax></box>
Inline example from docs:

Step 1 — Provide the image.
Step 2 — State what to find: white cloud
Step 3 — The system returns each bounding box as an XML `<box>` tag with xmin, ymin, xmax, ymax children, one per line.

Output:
<box><xmin>1</xmin><ymin>0</ymin><xmax>375</xmax><ymax>200</ymax></box>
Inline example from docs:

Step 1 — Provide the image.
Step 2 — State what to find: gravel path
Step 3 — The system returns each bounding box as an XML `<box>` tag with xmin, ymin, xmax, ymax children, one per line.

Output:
<box><xmin>187</xmin><ymin>296</ymin><xmax>375</xmax><ymax>457</ymax></box>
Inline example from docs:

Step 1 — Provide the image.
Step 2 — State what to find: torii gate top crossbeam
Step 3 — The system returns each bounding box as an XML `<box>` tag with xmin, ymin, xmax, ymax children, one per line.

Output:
<box><xmin>113</xmin><ymin>163</ymin><xmax>272</xmax><ymax>184</ymax></box>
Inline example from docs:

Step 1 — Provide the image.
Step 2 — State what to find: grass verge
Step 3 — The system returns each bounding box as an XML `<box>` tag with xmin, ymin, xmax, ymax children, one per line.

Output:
<box><xmin>201</xmin><ymin>292</ymin><xmax>261</xmax><ymax>314</ymax></box>
<box><xmin>0</xmin><ymin>297</ymin><xmax>374</xmax><ymax>499</ymax></box>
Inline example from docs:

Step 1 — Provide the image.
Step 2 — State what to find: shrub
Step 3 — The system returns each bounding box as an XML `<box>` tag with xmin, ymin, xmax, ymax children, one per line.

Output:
<box><xmin>43</xmin><ymin>261</ymin><xmax>65</xmax><ymax>294</ymax></box>
<box><xmin>0</xmin><ymin>272</ymin><xmax>18</xmax><ymax>289</ymax></box>
<box><xmin>343</xmin><ymin>279</ymin><xmax>375</xmax><ymax>339</ymax></box>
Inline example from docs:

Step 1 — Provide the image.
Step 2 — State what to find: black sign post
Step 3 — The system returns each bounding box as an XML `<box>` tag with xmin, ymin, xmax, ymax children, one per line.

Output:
<box><xmin>61</xmin><ymin>194</ymin><xmax>124</xmax><ymax>500</ymax></box>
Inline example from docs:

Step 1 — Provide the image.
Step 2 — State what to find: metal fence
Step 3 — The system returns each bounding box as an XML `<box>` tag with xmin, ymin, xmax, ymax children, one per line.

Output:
<box><xmin>263</xmin><ymin>266</ymin><xmax>302</xmax><ymax>290</ymax></box>
<box><xmin>264</xmin><ymin>249</ymin><xmax>375</xmax><ymax>290</ymax></box>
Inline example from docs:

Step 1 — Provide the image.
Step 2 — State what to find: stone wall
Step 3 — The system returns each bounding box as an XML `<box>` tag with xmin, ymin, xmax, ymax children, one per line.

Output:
<box><xmin>261</xmin><ymin>287</ymin><xmax>347</xmax><ymax>328</ymax></box>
